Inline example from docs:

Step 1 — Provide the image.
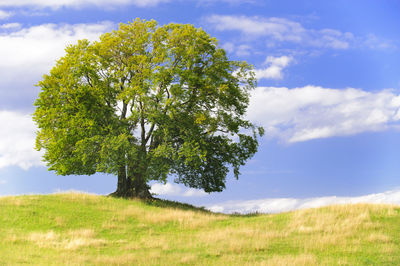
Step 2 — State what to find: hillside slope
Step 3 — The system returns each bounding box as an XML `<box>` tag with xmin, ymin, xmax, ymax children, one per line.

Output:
<box><xmin>0</xmin><ymin>193</ymin><xmax>399</xmax><ymax>265</ymax></box>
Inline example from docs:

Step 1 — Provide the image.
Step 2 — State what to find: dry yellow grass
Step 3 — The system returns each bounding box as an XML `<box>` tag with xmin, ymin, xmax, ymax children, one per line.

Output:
<box><xmin>188</xmin><ymin>203</ymin><xmax>400</xmax><ymax>264</ymax></box>
<box><xmin>0</xmin><ymin>194</ymin><xmax>399</xmax><ymax>265</ymax></box>
<box><xmin>27</xmin><ymin>229</ymin><xmax>107</xmax><ymax>250</ymax></box>
<box><xmin>118</xmin><ymin>203</ymin><xmax>227</xmax><ymax>229</ymax></box>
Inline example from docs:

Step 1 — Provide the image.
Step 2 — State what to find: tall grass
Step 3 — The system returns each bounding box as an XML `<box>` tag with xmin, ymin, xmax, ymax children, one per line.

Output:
<box><xmin>0</xmin><ymin>193</ymin><xmax>399</xmax><ymax>265</ymax></box>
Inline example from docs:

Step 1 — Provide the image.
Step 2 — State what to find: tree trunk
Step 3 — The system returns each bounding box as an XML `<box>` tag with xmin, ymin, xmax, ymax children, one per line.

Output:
<box><xmin>131</xmin><ymin>172</ymin><xmax>152</xmax><ymax>199</ymax></box>
<box><xmin>111</xmin><ymin>145</ymin><xmax>152</xmax><ymax>199</ymax></box>
<box><xmin>116</xmin><ymin>165</ymin><xmax>127</xmax><ymax>194</ymax></box>
<box><xmin>111</xmin><ymin>159</ymin><xmax>152</xmax><ymax>199</ymax></box>
<box><xmin>111</xmin><ymin>165</ymin><xmax>132</xmax><ymax>197</ymax></box>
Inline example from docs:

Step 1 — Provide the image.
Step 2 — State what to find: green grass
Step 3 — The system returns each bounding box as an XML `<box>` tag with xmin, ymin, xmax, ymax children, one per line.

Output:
<box><xmin>0</xmin><ymin>192</ymin><xmax>399</xmax><ymax>265</ymax></box>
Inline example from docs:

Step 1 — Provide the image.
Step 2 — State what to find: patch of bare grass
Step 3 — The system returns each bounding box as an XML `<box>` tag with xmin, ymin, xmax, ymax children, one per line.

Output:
<box><xmin>28</xmin><ymin>229</ymin><xmax>107</xmax><ymax>250</ymax></box>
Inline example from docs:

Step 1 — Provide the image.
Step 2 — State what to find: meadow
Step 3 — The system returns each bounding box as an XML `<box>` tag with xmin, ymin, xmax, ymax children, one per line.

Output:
<box><xmin>0</xmin><ymin>193</ymin><xmax>399</xmax><ymax>265</ymax></box>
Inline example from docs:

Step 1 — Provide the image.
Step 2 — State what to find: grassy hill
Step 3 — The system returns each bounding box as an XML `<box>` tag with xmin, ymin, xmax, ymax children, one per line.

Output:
<box><xmin>0</xmin><ymin>193</ymin><xmax>399</xmax><ymax>265</ymax></box>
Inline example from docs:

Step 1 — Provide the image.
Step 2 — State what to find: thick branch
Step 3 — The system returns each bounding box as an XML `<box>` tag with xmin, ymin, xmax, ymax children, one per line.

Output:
<box><xmin>145</xmin><ymin>123</ymin><xmax>155</xmax><ymax>144</ymax></box>
<box><xmin>85</xmin><ymin>73</ymin><xmax>93</xmax><ymax>87</ymax></box>
<box><xmin>139</xmin><ymin>99</ymin><xmax>146</xmax><ymax>148</ymax></box>
<box><xmin>120</xmin><ymin>101</ymin><xmax>127</xmax><ymax>119</ymax></box>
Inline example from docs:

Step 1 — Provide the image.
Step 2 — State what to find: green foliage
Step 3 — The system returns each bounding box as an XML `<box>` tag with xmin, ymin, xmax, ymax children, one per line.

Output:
<box><xmin>33</xmin><ymin>18</ymin><xmax>262</xmax><ymax>193</ymax></box>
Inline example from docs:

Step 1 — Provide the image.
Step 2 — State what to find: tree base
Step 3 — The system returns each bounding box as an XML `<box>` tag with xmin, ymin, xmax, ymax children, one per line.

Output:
<box><xmin>109</xmin><ymin>187</ymin><xmax>153</xmax><ymax>199</ymax></box>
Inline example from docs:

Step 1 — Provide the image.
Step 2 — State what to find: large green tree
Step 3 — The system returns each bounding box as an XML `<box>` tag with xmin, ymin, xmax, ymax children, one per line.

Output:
<box><xmin>33</xmin><ymin>19</ymin><xmax>263</xmax><ymax>198</ymax></box>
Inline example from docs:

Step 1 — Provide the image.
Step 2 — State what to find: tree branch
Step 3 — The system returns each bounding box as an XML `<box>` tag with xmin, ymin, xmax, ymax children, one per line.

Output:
<box><xmin>120</xmin><ymin>100</ymin><xmax>127</xmax><ymax>120</ymax></box>
<box><xmin>139</xmin><ymin>99</ymin><xmax>146</xmax><ymax>148</ymax></box>
<box><xmin>145</xmin><ymin>123</ymin><xmax>155</xmax><ymax>144</ymax></box>
<box><xmin>85</xmin><ymin>73</ymin><xmax>93</xmax><ymax>87</ymax></box>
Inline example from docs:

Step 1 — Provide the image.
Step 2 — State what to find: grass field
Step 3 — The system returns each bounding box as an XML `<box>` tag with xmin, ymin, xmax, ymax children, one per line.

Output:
<box><xmin>0</xmin><ymin>193</ymin><xmax>399</xmax><ymax>265</ymax></box>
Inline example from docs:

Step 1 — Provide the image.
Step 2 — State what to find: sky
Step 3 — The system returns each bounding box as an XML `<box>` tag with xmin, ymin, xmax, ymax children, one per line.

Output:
<box><xmin>1</xmin><ymin>0</ymin><xmax>400</xmax><ymax>213</ymax></box>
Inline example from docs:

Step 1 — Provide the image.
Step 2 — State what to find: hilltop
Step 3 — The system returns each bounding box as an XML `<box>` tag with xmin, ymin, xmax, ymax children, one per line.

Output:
<box><xmin>0</xmin><ymin>193</ymin><xmax>399</xmax><ymax>265</ymax></box>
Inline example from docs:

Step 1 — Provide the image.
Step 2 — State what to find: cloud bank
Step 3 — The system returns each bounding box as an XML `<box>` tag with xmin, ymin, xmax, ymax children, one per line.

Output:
<box><xmin>207</xmin><ymin>189</ymin><xmax>400</xmax><ymax>214</ymax></box>
<box><xmin>207</xmin><ymin>15</ymin><xmax>354</xmax><ymax>49</ymax></box>
<box><xmin>0</xmin><ymin>22</ymin><xmax>114</xmax><ymax>108</ymax></box>
<box><xmin>247</xmin><ymin>86</ymin><xmax>400</xmax><ymax>143</ymax></box>
<box><xmin>0</xmin><ymin>111</ymin><xmax>43</xmax><ymax>170</ymax></box>
<box><xmin>150</xmin><ymin>182</ymin><xmax>207</xmax><ymax>197</ymax></box>
<box><xmin>0</xmin><ymin>21</ymin><xmax>113</xmax><ymax>76</ymax></box>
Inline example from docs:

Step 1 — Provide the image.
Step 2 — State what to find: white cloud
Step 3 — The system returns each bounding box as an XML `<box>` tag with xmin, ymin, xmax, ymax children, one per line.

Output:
<box><xmin>151</xmin><ymin>183</ymin><xmax>181</xmax><ymax>195</ymax></box>
<box><xmin>207</xmin><ymin>188</ymin><xmax>400</xmax><ymax>214</ymax></box>
<box><xmin>0</xmin><ymin>180</ymin><xmax>6</xmax><ymax>185</ymax></box>
<box><xmin>221</xmin><ymin>42</ymin><xmax>252</xmax><ymax>57</ymax></box>
<box><xmin>0</xmin><ymin>9</ymin><xmax>12</xmax><ymax>19</ymax></box>
<box><xmin>254</xmin><ymin>55</ymin><xmax>293</xmax><ymax>80</ymax></box>
<box><xmin>150</xmin><ymin>182</ymin><xmax>207</xmax><ymax>197</ymax></box>
<box><xmin>0</xmin><ymin>21</ymin><xmax>113</xmax><ymax>71</ymax></box>
<box><xmin>0</xmin><ymin>22</ymin><xmax>114</xmax><ymax>107</ymax></box>
<box><xmin>0</xmin><ymin>0</ymin><xmax>170</xmax><ymax>9</ymax></box>
<box><xmin>182</xmin><ymin>189</ymin><xmax>207</xmax><ymax>197</ymax></box>
<box><xmin>0</xmin><ymin>22</ymin><xmax>21</xmax><ymax>29</ymax></box>
<box><xmin>247</xmin><ymin>86</ymin><xmax>400</xmax><ymax>143</ymax></box>
<box><xmin>0</xmin><ymin>111</ymin><xmax>43</xmax><ymax>170</ymax></box>
<box><xmin>364</xmin><ymin>33</ymin><xmax>396</xmax><ymax>50</ymax></box>
<box><xmin>206</xmin><ymin>15</ymin><xmax>354</xmax><ymax>49</ymax></box>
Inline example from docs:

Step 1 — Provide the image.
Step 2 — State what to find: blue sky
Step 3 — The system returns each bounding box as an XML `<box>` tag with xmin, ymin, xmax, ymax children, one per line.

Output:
<box><xmin>1</xmin><ymin>0</ymin><xmax>400</xmax><ymax>212</ymax></box>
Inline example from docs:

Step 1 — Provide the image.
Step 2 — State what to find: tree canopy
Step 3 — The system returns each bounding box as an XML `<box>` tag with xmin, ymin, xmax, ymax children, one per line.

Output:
<box><xmin>33</xmin><ymin>19</ymin><xmax>263</xmax><ymax>198</ymax></box>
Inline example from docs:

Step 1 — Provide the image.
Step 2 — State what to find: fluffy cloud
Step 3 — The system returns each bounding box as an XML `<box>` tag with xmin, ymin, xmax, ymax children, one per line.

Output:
<box><xmin>247</xmin><ymin>86</ymin><xmax>400</xmax><ymax>143</ymax></box>
<box><xmin>0</xmin><ymin>111</ymin><xmax>43</xmax><ymax>170</ymax></box>
<box><xmin>254</xmin><ymin>55</ymin><xmax>293</xmax><ymax>80</ymax></box>
<box><xmin>150</xmin><ymin>182</ymin><xmax>207</xmax><ymax>197</ymax></box>
<box><xmin>206</xmin><ymin>15</ymin><xmax>354</xmax><ymax>49</ymax></box>
<box><xmin>207</xmin><ymin>188</ymin><xmax>400</xmax><ymax>214</ymax></box>
<box><xmin>0</xmin><ymin>22</ymin><xmax>113</xmax><ymax>71</ymax></box>
<box><xmin>0</xmin><ymin>22</ymin><xmax>114</xmax><ymax>109</ymax></box>
<box><xmin>0</xmin><ymin>0</ymin><xmax>170</xmax><ymax>9</ymax></box>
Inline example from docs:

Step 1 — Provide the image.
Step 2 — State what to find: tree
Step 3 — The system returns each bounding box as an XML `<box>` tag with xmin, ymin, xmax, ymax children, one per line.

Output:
<box><xmin>33</xmin><ymin>19</ymin><xmax>264</xmax><ymax>198</ymax></box>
